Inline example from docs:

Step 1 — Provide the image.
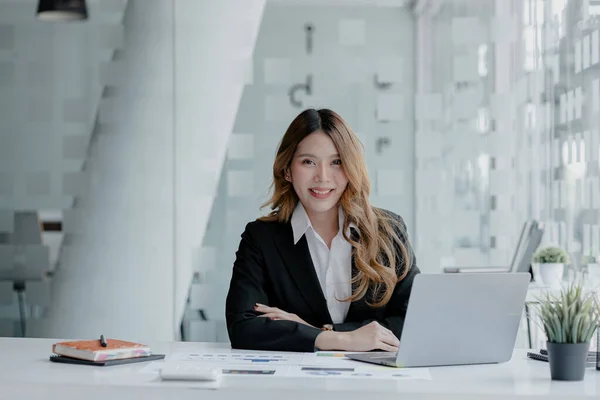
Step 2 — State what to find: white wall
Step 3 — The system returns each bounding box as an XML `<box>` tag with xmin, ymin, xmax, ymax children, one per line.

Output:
<box><xmin>0</xmin><ymin>0</ymin><xmax>125</xmax><ymax>334</ymax></box>
<box><xmin>186</xmin><ymin>2</ymin><xmax>415</xmax><ymax>341</ymax></box>
<box><xmin>173</xmin><ymin>0</ymin><xmax>265</xmax><ymax>337</ymax></box>
<box><xmin>30</xmin><ymin>0</ymin><xmax>177</xmax><ymax>341</ymax></box>
<box><xmin>0</xmin><ymin>0</ymin><xmax>265</xmax><ymax>340</ymax></box>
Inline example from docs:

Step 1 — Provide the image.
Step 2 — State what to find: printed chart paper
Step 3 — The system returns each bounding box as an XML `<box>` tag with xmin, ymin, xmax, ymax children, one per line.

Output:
<box><xmin>286</xmin><ymin>366</ymin><xmax>432</xmax><ymax>380</ymax></box>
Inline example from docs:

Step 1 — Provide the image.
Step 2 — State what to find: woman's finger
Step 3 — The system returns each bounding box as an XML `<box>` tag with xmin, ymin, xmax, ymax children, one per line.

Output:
<box><xmin>257</xmin><ymin>313</ymin><xmax>279</xmax><ymax>319</ymax></box>
<box><xmin>378</xmin><ymin>342</ymin><xmax>399</xmax><ymax>352</ymax></box>
<box><xmin>255</xmin><ymin>304</ymin><xmax>281</xmax><ymax>313</ymax></box>
<box><xmin>382</xmin><ymin>331</ymin><xmax>400</xmax><ymax>347</ymax></box>
<box><xmin>257</xmin><ymin>312</ymin><xmax>290</xmax><ymax>320</ymax></box>
<box><xmin>376</xmin><ymin>324</ymin><xmax>395</xmax><ymax>337</ymax></box>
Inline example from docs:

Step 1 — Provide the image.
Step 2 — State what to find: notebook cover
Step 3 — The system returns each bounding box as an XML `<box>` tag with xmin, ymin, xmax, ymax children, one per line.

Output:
<box><xmin>52</xmin><ymin>339</ymin><xmax>151</xmax><ymax>361</ymax></box>
<box><xmin>49</xmin><ymin>354</ymin><xmax>165</xmax><ymax>367</ymax></box>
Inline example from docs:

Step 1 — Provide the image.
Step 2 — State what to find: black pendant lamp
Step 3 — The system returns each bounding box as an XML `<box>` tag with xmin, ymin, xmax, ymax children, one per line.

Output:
<box><xmin>36</xmin><ymin>0</ymin><xmax>88</xmax><ymax>22</ymax></box>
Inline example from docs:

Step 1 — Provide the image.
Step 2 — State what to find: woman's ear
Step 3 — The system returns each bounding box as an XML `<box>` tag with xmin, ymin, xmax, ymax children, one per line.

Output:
<box><xmin>284</xmin><ymin>169</ymin><xmax>291</xmax><ymax>182</ymax></box>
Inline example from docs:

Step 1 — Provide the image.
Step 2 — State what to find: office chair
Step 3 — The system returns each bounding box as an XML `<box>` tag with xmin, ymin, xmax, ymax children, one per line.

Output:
<box><xmin>443</xmin><ymin>220</ymin><xmax>544</xmax><ymax>274</ymax></box>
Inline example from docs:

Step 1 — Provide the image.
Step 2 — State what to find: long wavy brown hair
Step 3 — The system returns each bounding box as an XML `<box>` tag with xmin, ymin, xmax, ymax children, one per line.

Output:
<box><xmin>259</xmin><ymin>108</ymin><xmax>413</xmax><ymax>307</ymax></box>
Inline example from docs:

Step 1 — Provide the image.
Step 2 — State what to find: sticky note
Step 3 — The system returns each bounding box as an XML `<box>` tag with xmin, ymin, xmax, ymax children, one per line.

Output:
<box><xmin>452</xmin><ymin>17</ymin><xmax>484</xmax><ymax>45</ymax></box>
<box><xmin>228</xmin><ymin>134</ymin><xmax>254</xmax><ymax>160</ymax></box>
<box><xmin>375</xmin><ymin>57</ymin><xmax>403</xmax><ymax>84</ymax></box>
<box><xmin>415</xmin><ymin>94</ymin><xmax>442</xmax><ymax>120</ymax></box>
<box><xmin>453</xmin><ymin>54</ymin><xmax>478</xmax><ymax>82</ymax></box>
<box><xmin>490</xmin><ymin>16</ymin><xmax>517</xmax><ymax>43</ymax></box>
<box><xmin>338</xmin><ymin>19</ymin><xmax>366</xmax><ymax>46</ymax></box>
<box><xmin>377</xmin><ymin>170</ymin><xmax>404</xmax><ymax>196</ymax></box>
<box><xmin>376</xmin><ymin>94</ymin><xmax>404</xmax><ymax>121</ymax></box>
<box><xmin>264</xmin><ymin>58</ymin><xmax>291</xmax><ymax>85</ymax></box>
<box><xmin>227</xmin><ymin>170</ymin><xmax>254</xmax><ymax>197</ymax></box>
<box><xmin>264</xmin><ymin>95</ymin><xmax>290</xmax><ymax>121</ymax></box>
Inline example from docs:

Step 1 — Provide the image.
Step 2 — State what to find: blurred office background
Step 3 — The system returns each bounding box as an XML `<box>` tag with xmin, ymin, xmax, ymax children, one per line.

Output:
<box><xmin>0</xmin><ymin>0</ymin><xmax>598</xmax><ymax>346</ymax></box>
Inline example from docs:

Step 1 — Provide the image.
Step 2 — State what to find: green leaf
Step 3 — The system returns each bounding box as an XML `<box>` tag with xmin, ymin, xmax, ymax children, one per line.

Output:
<box><xmin>571</xmin><ymin>313</ymin><xmax>583</xmax><ymax>343</ymax></box>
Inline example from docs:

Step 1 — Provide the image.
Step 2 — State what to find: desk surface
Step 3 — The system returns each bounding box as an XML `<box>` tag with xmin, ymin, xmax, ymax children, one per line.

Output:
<box><xmin>1</xmin><ymin>338</ymin><xmax>598</xmax><ymax>399</ymax></box>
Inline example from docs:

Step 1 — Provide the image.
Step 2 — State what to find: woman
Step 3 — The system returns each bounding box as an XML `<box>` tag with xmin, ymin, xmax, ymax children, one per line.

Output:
<box><xmin>225</xmin><ymin>108</ymin><xmax>419</xmax><ymax>352</ymax></box>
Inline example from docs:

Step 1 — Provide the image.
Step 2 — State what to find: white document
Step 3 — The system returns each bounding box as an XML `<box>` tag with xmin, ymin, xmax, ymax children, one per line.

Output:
<box><xmin>139</xmin><ymin>360</ymin><xmax>287</xmax><ymax>378</ymax></box>
<box><xmin>300</xmin><ymin>352</ymin><xmax>367</xmax><ymax>368</ymax></box>
<box><xmin>286</xmin><ymin>365</ymin><xmax>431</xmax><ymax>380</ymax></box>
<box><xmin>169</xmin><ymin>351</ymin><xmax>303</xmax><ymax>366</ymax></box>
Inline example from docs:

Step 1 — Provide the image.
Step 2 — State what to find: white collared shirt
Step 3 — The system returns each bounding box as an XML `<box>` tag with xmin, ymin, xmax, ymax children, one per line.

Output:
<box><xmin>290</xmin><ymin>203</ymin><xmax>355</xmax><ymax>324</ymax></box>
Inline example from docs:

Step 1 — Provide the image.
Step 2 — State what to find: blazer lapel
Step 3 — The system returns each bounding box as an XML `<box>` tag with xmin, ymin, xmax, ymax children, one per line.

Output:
<box><xmin>274</xmin><ymin>224</ymin><xmax>332</xmax><ymax>324</ymax></box>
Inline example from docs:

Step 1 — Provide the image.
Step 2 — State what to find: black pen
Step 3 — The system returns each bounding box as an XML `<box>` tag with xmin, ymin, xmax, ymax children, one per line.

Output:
<box><xmin>100</xmin><ymin>334</ymin><xmax>107</xmax><ymax>347</ymax></box>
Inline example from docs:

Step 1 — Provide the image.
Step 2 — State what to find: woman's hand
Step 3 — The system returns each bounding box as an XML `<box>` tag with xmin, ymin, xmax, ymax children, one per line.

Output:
<box><xmin>315</xmin><ymin>321</ymin><xmax>399</xmax><ymax>352</ymax></box>
<box><xmin>254</xmin><ymin>303</ymin><xmax>315</xmax><ymax>328</ymax></box>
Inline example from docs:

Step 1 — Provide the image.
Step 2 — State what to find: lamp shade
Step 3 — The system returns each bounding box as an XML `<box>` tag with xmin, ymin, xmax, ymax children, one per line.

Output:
<box><xmin>36</xmin><ymin>0</ymin><xmax>88</xmax><ymax>22</ymax></box>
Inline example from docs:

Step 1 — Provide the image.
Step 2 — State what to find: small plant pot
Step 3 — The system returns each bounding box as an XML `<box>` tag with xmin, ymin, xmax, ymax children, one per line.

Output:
<box><xmin>547</xmin><ymin>341</ymin><xmax>590</xmax><ymax>381</ymax></box>
<box><xmin>532</xmin><ymin>263</ymin><xmax>564</xmax><ymax>287</ymax></box>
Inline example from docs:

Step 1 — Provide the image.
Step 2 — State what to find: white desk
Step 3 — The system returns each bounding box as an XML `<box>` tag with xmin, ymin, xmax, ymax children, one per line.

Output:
<box><xmin>0</xmin><ymin>338</ymin><xmax>599</xmax><ymax>399</ymax></box>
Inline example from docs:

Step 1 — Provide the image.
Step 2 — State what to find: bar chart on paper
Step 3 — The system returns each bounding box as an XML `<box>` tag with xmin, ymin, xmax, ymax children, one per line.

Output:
<box><xmin>171</xmin><ymin>352</ymin><xmax>302</xmax><ymax>365</ymax></box>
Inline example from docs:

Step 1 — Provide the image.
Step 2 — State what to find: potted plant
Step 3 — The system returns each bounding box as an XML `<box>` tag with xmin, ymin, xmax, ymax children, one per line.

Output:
<box><xmin>534</xmin><ymin>282</ymin><xmax>600</xmax><ymax>380</ymax></box>
<box><xmin>532</xmin><ymin>246</ymin><xmax>570</xmax><ymax>287</ymax></box>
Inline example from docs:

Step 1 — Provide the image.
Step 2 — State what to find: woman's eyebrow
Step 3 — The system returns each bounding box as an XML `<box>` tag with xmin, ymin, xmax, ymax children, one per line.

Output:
<box><xmin>295</xmin><ymin>153</ymin><xmax>340</xmax><ymax>158</ymax></box>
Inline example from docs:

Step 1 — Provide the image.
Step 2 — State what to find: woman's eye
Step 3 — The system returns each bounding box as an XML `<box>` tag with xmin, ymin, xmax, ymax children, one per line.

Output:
<box><xmin>302</xmin><ymin>159</ymin><xmax>315</xmax><ymax>165</ymax></box>
<box><xmin>332</xmin><ymin>159</ymin><xmax>342</xmax><ymax>165</ymax></box>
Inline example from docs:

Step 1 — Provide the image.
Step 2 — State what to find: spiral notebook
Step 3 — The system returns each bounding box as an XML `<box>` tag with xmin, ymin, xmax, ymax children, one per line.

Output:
<box><xmin>527</xmin><ymin>349</ymin><xmax>597</xmax><ymax>365</ymax></box>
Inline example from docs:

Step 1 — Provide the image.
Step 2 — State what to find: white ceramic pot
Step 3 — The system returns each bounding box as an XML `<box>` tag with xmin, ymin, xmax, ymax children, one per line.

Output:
<box><xmin>587</xmin><ymin>263</ymin><xmax>600</xmax><ymax>284</ymax></box>
<box><xmin>532</xmin><ymin>263</ymin><xmax>564</xmax><ymax>287</ymax></box>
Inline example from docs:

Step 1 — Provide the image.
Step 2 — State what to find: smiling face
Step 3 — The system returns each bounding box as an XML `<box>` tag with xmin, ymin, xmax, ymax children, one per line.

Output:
<box><xmin>286</xmin><ymin>130</ymin><xmax>349</xmax><ymax>218</ymax></box>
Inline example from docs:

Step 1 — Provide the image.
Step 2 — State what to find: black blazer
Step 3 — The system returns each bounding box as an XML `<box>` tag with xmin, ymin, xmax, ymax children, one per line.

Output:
<box><xmin>225</xmin><ymin>209</ymin><xmax>420</xmax><ymax>352</ymax></box>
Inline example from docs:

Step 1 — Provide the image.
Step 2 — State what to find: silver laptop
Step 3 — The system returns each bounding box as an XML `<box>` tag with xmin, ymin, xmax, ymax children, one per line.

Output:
<box><xmin>346</xmin><ymin>272</ymin><xmax>530</xmax><ymax>367</ymax></box>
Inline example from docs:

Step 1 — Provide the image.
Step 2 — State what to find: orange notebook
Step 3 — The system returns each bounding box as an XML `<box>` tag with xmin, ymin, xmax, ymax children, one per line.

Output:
<box><xmin>52</xmin><ymin>339</ymin><xmax>151</xmax><ymax>362</ymax></box>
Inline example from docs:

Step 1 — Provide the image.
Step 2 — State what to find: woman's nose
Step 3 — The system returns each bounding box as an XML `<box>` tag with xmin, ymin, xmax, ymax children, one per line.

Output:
<box><xmin>315</xmin><ymin>164</ymin><xmax>330</xmax><ymax>181</ymax></box>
